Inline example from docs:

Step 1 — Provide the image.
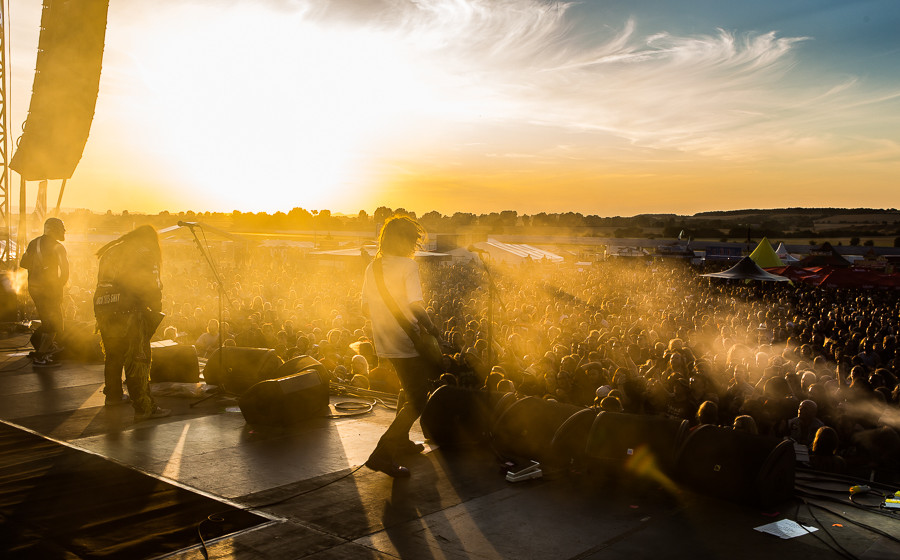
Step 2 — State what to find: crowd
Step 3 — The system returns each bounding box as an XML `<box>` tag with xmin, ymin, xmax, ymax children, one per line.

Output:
<box><xmin>38</xmin><ymin>232</ymin><xmax>900</xmax><ymax>480</ymax></box>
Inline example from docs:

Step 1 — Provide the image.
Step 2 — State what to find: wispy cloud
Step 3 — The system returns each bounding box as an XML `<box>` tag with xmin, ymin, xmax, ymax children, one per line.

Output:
<box><xmin>298</xmin><ymin>0</ymin><xmax>900</xmax><ymax>164</ymax></box>
<box><xmin>30</xmin><ymin>0</ymin><xmax>898</xmax><ymax>213</ymax></box>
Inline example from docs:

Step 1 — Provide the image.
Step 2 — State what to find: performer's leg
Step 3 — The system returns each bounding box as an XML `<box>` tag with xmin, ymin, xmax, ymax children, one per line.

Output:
<box><xmin>367</xmin><ymin>357</ymin><xmax>432</xmax><ymax>476</ymax></box>
<box><xmin>30</xmin><ymin>292</ymin><xmax>63</xmax><ymax>358</ymax></box>
<box><xmin>99</xmin><ymin>327</ymin><xmax>128</xmax><ymax>400</ymax></box>
<box><xmin>123</xmin><ymin>315</ymin><xmax>155</xmax><ymax>415</ymax></box>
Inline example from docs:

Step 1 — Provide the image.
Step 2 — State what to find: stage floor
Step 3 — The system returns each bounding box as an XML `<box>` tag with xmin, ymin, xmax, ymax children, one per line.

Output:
<box><xmin>1</xmin><ymin>332</ymin><xmax>898</xmax><ymax>560</ymax></box>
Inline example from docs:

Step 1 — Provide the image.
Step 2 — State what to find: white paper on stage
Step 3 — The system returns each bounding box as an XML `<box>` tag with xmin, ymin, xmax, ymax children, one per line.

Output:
<box><xmin>754</xmin><ymin>519</ymin><xmax>818</xmax><ymax>539</ymax></box>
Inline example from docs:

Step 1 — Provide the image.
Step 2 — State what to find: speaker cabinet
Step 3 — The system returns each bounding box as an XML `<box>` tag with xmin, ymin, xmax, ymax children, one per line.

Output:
<box><xmin>419</xmin><ymin>385</ymin><xmax>492</xmax><ymax>447</ymax></box>
<box><xmin>10</xmin><ymin>0</ymin><xmax>109</xmax><ymax>180</ymax></box>
<box><xmin>57</xmin><ymin>321</ymin><xmax>103</xmax><ymax>362</ymax></box>
<box><xmin>585</xmin><ymin>412</ymin><xmax>689</xmax><ymax>478</ymax></box>
<box><xmin>0</xmin><ymin>274</ymin><xmax>17</xmax><ymax>323</ymax></box>
<box><xmin>549</xmin><ymin>408</ymin><xmax>601</xmax><ymax>468</ymax></box>
<box><xmin>273</xmin><ymin>354</ymin><xmax>331</xmax><ymax>381</ymax></box>
<box><xmin>491</xmin><ymin>397</ymin><xmax>583</xmax><ymax>464</ymax></box>
<box><xmin>150</xmin><ymin>344</ymin><xmax>200</xmax><ymax>383</ymax></box>
<box><xmin>202</xmin><ymin>347</ymin><xmax>283</xmax><ymax>395</ymax></box>
<box><xmin>674</xmin><ymin>425</ymin><xmax>795</xmax><ymax>507</ymax></box>
<box><xmin>491</xmin><ymin>391</ymin><xmax>518</xmax><ymax>422</ymax></box>
<box><xmin>239</xmin><ymin>367</ymin><xmax>329</xmax><ymax>426</ymax></box>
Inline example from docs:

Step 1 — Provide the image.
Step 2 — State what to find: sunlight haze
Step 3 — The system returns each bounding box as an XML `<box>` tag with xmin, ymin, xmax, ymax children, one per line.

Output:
<box><xmin>7</xmin><ymin>0</ymin><xmax>900</xmax><ymax>216</ymax></box>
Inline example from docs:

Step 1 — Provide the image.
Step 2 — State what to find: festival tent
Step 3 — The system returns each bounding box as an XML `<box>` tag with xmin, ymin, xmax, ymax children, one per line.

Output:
<box><xmin>310</xmin><ymin>245</ymin><xmax>450</xmax><ymax>262</ymax></box>
<box><xmin>798</xmin><ymin>242</ymin><xmax>852</xmax><ymax>268</ymax></box>
<box><xmin>774</xmin><ymin>242</ymin><xmax>800</xmax><ymax>264</ymax></box>
<box><xmin>470</xmin><ymin>239</ymin><xmax>564</xmax><ymax>264</ymax></box>
<box><xmin>701</xmin><ymin>256</ymin><xmax>790</xmax><ymax>282</ymax></box>
<box><xmin>811</xmin><ymin>268</ymin><xmax>900</xmax><ymax>289</ymax></box>
<box><xmin>765</xmin><ymin>266</ymin><xmax>818</xmax><ymax>282</ymax></box>
<box><xmin>609</xmin><ymin>246</ymin><xmax>650</xmax><ymax>258</ymax></box>
<box><xmin>765</xmin><ymin>265</ymin><xmax>900</xmax><ymax>289</ymax></box>
<box><xmin>748</xmin><ymin>237</ymin><xmax>783</xmax><ymax>268</ymax></box>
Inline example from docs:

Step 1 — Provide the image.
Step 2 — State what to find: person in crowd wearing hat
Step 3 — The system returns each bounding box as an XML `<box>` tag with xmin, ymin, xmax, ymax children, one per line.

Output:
<box><xmin>93</xmin><ymin>225</ymin><xmax>170</xmax><ymax>421</ymax></box>
<box><xmin>20</xmin><ymin>217</ymin><xmax>69</xmax><ymax>367</ymax></box>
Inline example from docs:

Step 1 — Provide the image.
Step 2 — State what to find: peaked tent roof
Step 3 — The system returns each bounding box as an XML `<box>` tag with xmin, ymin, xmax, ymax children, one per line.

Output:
<box><xmin>701</xmin><ymin>256</ymin><xmax>790</xmax><ymax>282</ymax></box>
<box><xmin>749</xmin><ymin>237</ymin><xmax>783</xmax><ymax>268</ymax></box>
<box><xmin>774</xmin><ymin>242</ymin><xmax>800</xmax><ymax>263</ymax></box>
<box><xmin>798</xmin><ymin>242</ymin><xmax>852</xmax><ymax>268</ymax></box>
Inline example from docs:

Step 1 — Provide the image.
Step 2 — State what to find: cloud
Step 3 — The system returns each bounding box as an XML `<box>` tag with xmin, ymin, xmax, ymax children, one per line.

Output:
<box><xmin>147</xmin><ymin>0</ymin><xmax>900</xmax><ymax>166</ymax></box>
<box><xmin>65</xmin><ymin>0</ymin><xmax>900</xmax><ymax>213</ymax></box>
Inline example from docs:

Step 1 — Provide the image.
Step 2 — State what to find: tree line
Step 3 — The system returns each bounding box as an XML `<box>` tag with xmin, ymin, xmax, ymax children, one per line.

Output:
<box><xmin>58</xmin><ymin>206</ymin><xmax>900</xmax><ymax>243</ymax></box>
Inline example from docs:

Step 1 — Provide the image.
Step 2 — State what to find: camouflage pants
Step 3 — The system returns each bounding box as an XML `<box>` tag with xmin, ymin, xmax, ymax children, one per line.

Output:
<box><xmin>99</xmin><ymin>312</ymin><xmax>155</xmax><ymax>415</ymax></box>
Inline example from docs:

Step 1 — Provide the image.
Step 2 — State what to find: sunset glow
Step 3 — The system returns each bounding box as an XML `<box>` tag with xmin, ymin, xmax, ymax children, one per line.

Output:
<box><xmin>7</xmin><ymin>0</ymin><xmax>900</xmax><ymax>215</ymax></box>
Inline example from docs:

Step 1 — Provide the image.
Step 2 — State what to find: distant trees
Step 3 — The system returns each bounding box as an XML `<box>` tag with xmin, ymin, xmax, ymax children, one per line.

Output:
<box><xmin>500</xmin><ymin>210</ymin><xmax>518</xmax><ymax>227</ymax></box>
<box><xmin>419</xmin><ymin>211</ymin><xmax>444</xmax><ymax>232</ymax></box>
<box><xmin>54</xmin><ymin>207</ymin><xmax>900</xmax><ymax>243</ymax></box>
<box><xmin>374</xmin><ymin>206</ymin><xmax>392</xmax><ymax>225</ymax></box>
<box><xmin>287</xmin><ymin>207</ymin><xmax>313</xmax><ymax>228</ymax></box>
<box><xmin>614</xmin><ymin>226</ymin><xmax>643</xmax><ymax>238</ymax></box>
<box><xmin>449</xmin><ymin>212</ymin><xmax>476</xmax><ymax>228</ymax></box>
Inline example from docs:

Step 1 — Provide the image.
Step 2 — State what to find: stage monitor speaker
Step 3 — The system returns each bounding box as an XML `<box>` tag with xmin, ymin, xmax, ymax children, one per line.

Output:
<box><xmin>491</xmin><ymin>397</ymin><xmax>583</xmax><ymax>464</ymax></box>
<box><xmin>239</xmin><ymin>367</ymin><xmax>329</xmax><ymax>426</ymax></box>
<box><xmin>490</xmin><ymin>391</ymin><xmax>518</xmax><ymax>423</ymax></box>
<box><xmin>549</xmin><ymin>408</ymin><xmax>601</xmax><ymax>468</ymax></box>
<box><xmin>419</xmin><ymin>385</ymin><xmax>492</xmax><ymax>448</ymax></box>
<box><xmin>0</xmin><ymin>274</ymin><xmax>17</xmax><ymax>323</ymax></box>
<box><xmin>585</xmin><ymin>412</ymin><xmax>689</xmax><ymax>478</ymax></box>
<box><xmin>10</xmin><ymin>0</ymin><xmax>110</xmax><ymax>180</ymax></box>
<box><xmin>674</xmin><ymin>425</ymin><xmax>795</xmax><ymax>507</ymax></box>
<box><xmin>150</xmin><ymin>344</ymin><xmax>200</xmax><ymax>383</ymax></box>
<box><xmin>202</xmin><ymin>347</ymin><xmax>283</xmax><ymax>395</ymax></box>
<box><xmin>56</xmin><ymin>321</ymin><xmax>103</xmax><ymax>362</ymax></box>
<box><xmin>851</xmin><ymin>427</ymin><xmax>900</xmax><ymax>475</ymax></box>
<box><xmin>272</xmin><ymin>354</ymin><xmax>332</xmax><ymax>381</ymax></box>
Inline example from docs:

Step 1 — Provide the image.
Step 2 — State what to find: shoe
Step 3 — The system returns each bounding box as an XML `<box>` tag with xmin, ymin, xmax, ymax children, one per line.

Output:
<box><xmin>32</xmin><ymin>356</ymin><xmax>61</xmax><ymax>368</ymax></box>
<box><xmin>105</xmin><ymin>394</ymin><xmax>131</xmax><ymax>406</ymax></box>
<box><xmin>397</xmin><ymin>440</ymin><xmax>426</xmax><ymax>455</ymax></box>
<box><xmin>134</xmin><ymin>406</ymin><xmax>171</xmax><ymax>423</ymax></box>
<box><xmin>365</xmin><ymin>453</ymin><xmax>410</xmax><ymax>478</ymax></box>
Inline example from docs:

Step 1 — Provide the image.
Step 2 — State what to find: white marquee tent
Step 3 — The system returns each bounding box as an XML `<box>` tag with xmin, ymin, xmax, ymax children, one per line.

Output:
<box><xmin>468</xmin><ymin>239</ymin><xmax>564</xmax><ymax>265</ymax></box>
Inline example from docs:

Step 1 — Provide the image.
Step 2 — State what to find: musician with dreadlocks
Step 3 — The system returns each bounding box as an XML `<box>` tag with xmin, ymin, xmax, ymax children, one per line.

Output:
<box><xmin>93</xmin><ymin>225</ymin><xmax>170</xmax><ymax>421</ymax></box>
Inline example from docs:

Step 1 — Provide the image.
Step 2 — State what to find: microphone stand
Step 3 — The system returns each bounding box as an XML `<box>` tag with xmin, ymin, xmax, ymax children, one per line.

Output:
<box><xmin>474</xmin><ymin>252</ymin><xmax>507</xmax><ymax>370</ymax></box>
<box><xmin>182</xmin><ymin>223</ymin><xmax>228</xmax><ymax>408</ymax></box>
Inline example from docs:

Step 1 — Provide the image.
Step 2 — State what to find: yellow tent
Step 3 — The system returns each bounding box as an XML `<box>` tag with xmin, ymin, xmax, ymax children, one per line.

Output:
<box><xmin>749</xmin><ymin>237</ymin><xmax>784</xmax><ymax>268</ymax></box>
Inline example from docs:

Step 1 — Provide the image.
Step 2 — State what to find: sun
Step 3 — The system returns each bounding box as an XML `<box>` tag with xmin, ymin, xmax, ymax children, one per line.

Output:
<box><xmin>110</xmin><ymin>3</ymin><xmax>452</xmax><ymax>213</ymax></box>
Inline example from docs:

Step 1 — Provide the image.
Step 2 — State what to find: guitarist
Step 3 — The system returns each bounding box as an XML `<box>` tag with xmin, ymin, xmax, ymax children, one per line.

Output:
<box><xmin>362</xmin><ymin>215</ymin><xmax>442</xmax><ymax>477</ymax></box>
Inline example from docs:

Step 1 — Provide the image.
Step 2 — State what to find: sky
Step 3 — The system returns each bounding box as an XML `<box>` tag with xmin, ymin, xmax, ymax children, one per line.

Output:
<box><xmin>6</xmin><ymin>0</ymin><xmax>900</xmax><ymax>217</ymax></box>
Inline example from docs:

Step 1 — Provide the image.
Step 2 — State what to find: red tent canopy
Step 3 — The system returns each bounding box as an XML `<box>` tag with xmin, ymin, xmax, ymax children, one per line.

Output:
<box><xmin>764</xmin><ymin>266</ymin><xmax>900</xmax><ymax>289</ymax></box>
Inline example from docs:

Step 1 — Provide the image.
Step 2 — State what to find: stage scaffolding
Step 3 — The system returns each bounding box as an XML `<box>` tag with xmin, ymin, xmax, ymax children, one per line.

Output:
<box><xmin>0</xmin><ymin>3</ymin><xmax>11</xmax><ymax>264</ymax></box>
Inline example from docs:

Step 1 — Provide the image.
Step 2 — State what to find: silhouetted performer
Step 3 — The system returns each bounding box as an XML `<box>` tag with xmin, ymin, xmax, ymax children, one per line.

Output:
<box><xmin>94</xmin><ymin>226</ymin><xmax>170</xmax><ymax>421</ymax></box>
<box><xmin>362</xmin><ymin>215</ymin><xmax>442</xmax><ymax>477</ymax></box>
<box><xmin>20</xmin><ymin>217</ymin><xmax>69</xmax><ymax>367</ymax></box>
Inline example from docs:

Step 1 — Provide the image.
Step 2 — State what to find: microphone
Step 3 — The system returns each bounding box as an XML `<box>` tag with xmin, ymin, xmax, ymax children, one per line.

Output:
<box><xmin>468</xmin><ymin>245</ymin><xmax>488</xmax><ymax>253</ymax></box>
<box><xmin>177</xmin><ymin>221</ymin><xmax>198</xmax><ymax>228</ymax></box>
